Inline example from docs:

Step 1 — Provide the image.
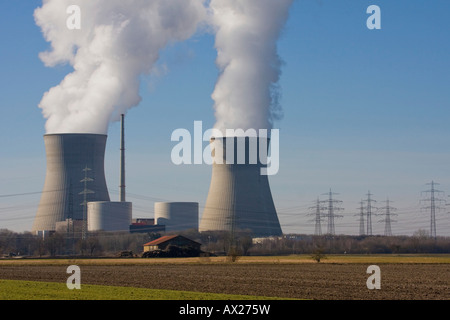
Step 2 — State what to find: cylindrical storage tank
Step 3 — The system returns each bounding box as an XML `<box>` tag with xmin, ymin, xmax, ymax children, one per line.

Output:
<box><xmin>32</xmin><ymin>134</ymin><xmax>110</xmax><ymax>232</ymax></box>
<box><xmin>154</xmin><ymin>202</ymin><xmax>198</xmax><ymax>232</ymax></box>
<box><xmin>88</xmin><ymin>201</ymin><xmax>132</xmax><ymax>232</ymax></box>
<box><xmin>199</xmin><ymin>136</ymin><xmax>282</xmax><ymax>237</ymax></box>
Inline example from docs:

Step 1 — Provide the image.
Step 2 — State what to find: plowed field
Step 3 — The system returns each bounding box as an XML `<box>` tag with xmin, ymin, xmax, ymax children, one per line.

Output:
<box><xmin>0</xmin><ymin>259</ymin><xmax>449</xmax><ymax>299</ymax></box>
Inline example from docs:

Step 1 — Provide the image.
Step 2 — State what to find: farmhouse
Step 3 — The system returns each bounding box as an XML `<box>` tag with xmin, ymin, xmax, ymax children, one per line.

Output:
<box><xmin>143</xmin><ymin>235</ymin><xmax>201</xmax><ymax>252</ymax></box>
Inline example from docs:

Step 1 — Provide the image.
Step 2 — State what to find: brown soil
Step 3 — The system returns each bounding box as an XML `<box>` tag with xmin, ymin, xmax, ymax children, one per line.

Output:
<box><xmin>0</xmin><ymin>263</ymin><xmax>449</xmax><ymax>300</ymax></box>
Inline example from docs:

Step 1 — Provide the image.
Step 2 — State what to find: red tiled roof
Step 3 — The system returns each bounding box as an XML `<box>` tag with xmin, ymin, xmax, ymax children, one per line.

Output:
<box><xmin>143</xmin><ymin>235</ymin><xmax>179</xmax><ymax>246</ymax></box>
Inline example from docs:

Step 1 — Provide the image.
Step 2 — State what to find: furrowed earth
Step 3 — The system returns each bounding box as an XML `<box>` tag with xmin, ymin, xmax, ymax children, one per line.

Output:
<box><xmin>0</xmin><ymin>258</ymin><xmax>449</xmax><ymax>300</ymax></box>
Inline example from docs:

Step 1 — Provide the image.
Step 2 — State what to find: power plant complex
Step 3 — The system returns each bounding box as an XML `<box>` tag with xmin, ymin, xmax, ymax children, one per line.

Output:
<box><xmin>32</xmin><ymin>115</ymin><xmax>134</xmax><ymax>237</ymax></box>
<box><xmin>32</xmin><ymin>117</ymin><xmax>283</xmax><ymax>239</ymax></box>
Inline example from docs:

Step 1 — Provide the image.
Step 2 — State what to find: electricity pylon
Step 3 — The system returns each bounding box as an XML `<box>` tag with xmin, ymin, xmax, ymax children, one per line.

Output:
<box><xmin>355</xmin><ymin>200</ymin><xmax>365</xmax><ymax>236</ymax></box>
<box><xmin>320</xmin><ymin>189</ymin><xmax>343</xmax><ymax>235</ymax></box>
<box><xmin>421</xmin><ymin>181</ymin><xmax>445</xmax><ymax>239</ymax></box>
<box><xmin>80</xmin><ymin>166</ymin><xmax>95</xmax><ymax>240</ymax></box>
<box><xmin>378</xmin><ymin>198</ymin><xmax>397</xmax><ymax>236</ymax></box>
<box><xmin>308</xmin><ymin>198</ymin><xmax>325</xmax><ymax>236</ymax></box>
<box><xmin>364</xmin><ymin>191</ymin><xmax>376</xmax><ymax>236</ymax></box>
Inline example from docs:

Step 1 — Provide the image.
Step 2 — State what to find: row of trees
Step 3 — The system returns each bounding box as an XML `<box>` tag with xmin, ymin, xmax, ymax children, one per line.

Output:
<box><xmin>1</xmin><ymin>228</ymin><xmax>450</xmax><ymax>258</ymax></box>
<box><xmin>0</xmin><ymin>229</ymin><xmax>158</xmax><ymax>257</ymax></box>
<box><xmin>247</xmin><ymin>233</ymin><xmax>450</xmax><ymax>255</ymax></box>
<box><xmin>193</xmin><ymin>229</ymin><xmax>450</xmax><ymax>256</ymax></box>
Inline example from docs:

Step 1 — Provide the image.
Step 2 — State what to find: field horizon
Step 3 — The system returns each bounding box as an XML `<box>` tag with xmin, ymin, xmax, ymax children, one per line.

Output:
<box><xmin>2</xmin><ymin>253</ymin><xmax>450</xmax><ymax>266</ymax></box>
<box><xmin>1</xmin><ymin>254</ymin><xmax>449</xmax><ymax>300</ymax></box>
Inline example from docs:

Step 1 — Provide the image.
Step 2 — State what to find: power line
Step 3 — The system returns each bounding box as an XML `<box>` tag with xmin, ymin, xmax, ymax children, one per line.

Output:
<box><xmin>2</xmin><ymin>180</ymin><xmax>450</xmax><ymax>236</ymax></box>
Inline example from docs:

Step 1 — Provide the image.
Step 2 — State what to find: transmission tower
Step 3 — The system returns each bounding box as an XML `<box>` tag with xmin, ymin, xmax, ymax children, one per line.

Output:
<box><xmin>355</xmin><ymin>200</ymin><xmax>365</xmax><ymax>236</ymax></box>
<box><xmin>378</xmin><ymin>198</ymin><xmax>397</xmax><ymax>236</ymax></box>
<box><xmin>364</xmin><ymin>191</ymin><xmax>376</xmax><ymax>236</ymax></box>
<box><xmin>421</xmin><ymin>181</ymin><xmax>445</xmax><ymax>239</ymax></box>
<box><xmin>66</xmin><ymin>182</ymin><xmax>74</xmax><ymax>254</ymax></box>
<box><xmin>79</xmin><ymin>166</ymin><xmax>95</xmax><ymax>240</ymax></box>
<box><xmin>320</xmin><ymin>189</ymin><xmax>344</xmax><ymax>235</ymax></box>
<box><xmin>308</xmin><ymin>198</ymin><xmax>325</xmax><ymax>236</ymax></box>
<box><xmin>67</xmin><ymin>182</ymin><xmax>73</xmax><ymax>232</ymax></box>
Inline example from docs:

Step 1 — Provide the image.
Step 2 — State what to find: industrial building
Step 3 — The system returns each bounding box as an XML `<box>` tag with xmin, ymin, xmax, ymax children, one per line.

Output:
<box><xmin>154</xmin><ymin>202</ymin><xmax>198</xmax><ymax>232</ymax></box>
<box><xmin>87</xmin><ymin>201</ymin><xmax>132</xmax><ymax>232</ymax></box>
<box><xmin>55</xmin><ymin>219</ymin><xmax>83</xmax><ymax>235</ymax></box>
<box><xmin>33</xmin><ymin>115</ymin><xmax>133</xmax><ymax>237</ymax></box>
<box><xmin>129</xmin><ymin>218</ymin><xmax>165</xmax><ymax>233</ymax></box>
<box><xmin>32</xmin><ymin>117</ymin><xmax>282</xmax><ymax>242</ymax></box>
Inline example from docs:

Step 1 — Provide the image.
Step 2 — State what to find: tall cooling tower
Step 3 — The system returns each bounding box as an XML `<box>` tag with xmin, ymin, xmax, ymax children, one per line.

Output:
<box><xmin>199</xmin><ymin>136</ymin><xmax>282</xmax><ymax>237</ymax></box>
<box><xmin>32</xmin><ymin>134</ymin><xmax>110</xmax><ymax>232</ymax></box>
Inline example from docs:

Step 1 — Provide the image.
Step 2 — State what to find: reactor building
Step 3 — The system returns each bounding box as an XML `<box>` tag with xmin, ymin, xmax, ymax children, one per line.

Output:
<box><xmin>87</xmin><ymin>201</ymin><xmax>132</xmax><ymax>232</ymax></box>
<box><xmin>199</xmin><ymin>136</ymin><xmax>282</xmax><ymax>237</ymax></box>
<box><xmin>154</xmin><ymin>202</ymin><xmax>199</xmax><ymax>232</ymax></box>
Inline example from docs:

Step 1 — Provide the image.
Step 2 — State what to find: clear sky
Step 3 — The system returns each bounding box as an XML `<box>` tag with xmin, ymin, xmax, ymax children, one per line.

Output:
<box><xmin>1</xmin><ymin>0</ymin><xmax>449</xmax><ymax>236</ymax></box>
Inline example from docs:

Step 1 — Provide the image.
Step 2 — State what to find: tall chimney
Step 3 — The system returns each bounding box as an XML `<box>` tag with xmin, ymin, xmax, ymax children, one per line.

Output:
<box><xmin>119</xmin><ymin>114</ymin><xmax>126</xmax><ymax>202</ymax></box>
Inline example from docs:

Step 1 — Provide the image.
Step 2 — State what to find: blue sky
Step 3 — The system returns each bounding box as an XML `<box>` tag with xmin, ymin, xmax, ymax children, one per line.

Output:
<box><xmin>1</xmin><ymin>0</ymin><xmax>449</xmax><ymax>236</ymax></box>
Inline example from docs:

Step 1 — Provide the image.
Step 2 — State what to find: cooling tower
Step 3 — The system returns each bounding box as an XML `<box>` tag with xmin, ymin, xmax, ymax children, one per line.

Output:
<box><xmin>199</xmin><ymin>136</ymin><xmax>282</xmax><ymax>237</ymax></box>
<box><xmin>32</xmin><ymin>134</ymin><xmax>110</xmax><ymax>232</ymax></box>
<box><xmin>155</xmin><ymin>202</ymin><xmax>199</xmax><ymax>232</ymax></box>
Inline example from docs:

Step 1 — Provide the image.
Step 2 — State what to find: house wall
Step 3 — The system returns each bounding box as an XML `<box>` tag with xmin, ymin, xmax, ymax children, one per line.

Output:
<box><xmin>143</xmin><ymin>245</ymin><xmax>158</xmax><ymax>252</ymax></box>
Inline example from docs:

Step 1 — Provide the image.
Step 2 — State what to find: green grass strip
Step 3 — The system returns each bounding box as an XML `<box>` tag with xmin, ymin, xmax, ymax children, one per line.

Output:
<box><xmin>0</xmin><ymin>280</ymin><xmax>285</xmax><ymax>300</ymax></box>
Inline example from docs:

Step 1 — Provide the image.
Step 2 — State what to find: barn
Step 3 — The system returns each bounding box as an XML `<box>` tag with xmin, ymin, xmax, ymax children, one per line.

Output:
<box><xmin>143</xmin><ymin>235</ymin><xmax>201</xmax><ymax>252</ymax></box>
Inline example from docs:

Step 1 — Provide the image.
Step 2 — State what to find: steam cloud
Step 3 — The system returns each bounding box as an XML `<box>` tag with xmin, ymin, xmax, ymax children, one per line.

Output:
<box><xmin>35</xmin><ymin>0</ymin><xmax>206</xmax><ymax>134</ymax></box>
<box><xmin>209</xmin><ymin>0</ymin><xmax>293</xmax><ymax>133</ymax></box>
<box><xmin>35</xmin><ymin>0</ymin><xmax>292</xmax><ymax>135</ymax></box>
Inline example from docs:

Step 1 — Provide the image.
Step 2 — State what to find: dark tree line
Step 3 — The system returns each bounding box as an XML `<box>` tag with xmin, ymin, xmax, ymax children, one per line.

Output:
<box><xmin>195</xmin><ymin>229</ymin><xmax>450</xmax><ymax>256</ymax></box>
<box><xmin>1</xmin><ymin>228</ymin><xmax>450</xmax><ymax>258</ymax></box>
<box><xmin>0</xmin><ymin>229</ymin><xmax>159</xmax><ymax>257</ymax></box>
<box><xmin>247</xmin><ymin>234</ymin><xmax>450</xmax><ymax>255</ymax></box>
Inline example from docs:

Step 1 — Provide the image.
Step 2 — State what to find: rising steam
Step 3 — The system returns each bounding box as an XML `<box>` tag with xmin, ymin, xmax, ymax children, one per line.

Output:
<box><xmin>35</xmin><ymin>0</ymin><xmax>292</xmax><ymax>135</ymax></box>
<box><xmin>35</xmin><ymin>0</ymin><xmax>206</xmax><ymax>134</ymax></box>
<box><xmin>209</xmin><ymin>0</ymin><xmax>293</xmax><ymax>133</ymax></box>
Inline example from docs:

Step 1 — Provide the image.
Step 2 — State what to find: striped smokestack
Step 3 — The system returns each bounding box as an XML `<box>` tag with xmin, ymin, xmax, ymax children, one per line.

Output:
<box><xmin>120</xmin><ymin>114</ymin><xmax>126</xmax><ymax>202</ymax></box>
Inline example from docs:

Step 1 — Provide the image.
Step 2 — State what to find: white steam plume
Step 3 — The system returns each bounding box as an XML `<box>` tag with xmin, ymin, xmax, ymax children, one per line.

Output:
<box><xmin>35</xmin><ymin>0</ymin><xmax>206</xmax><ymax>134</ymax></box>
<box><xmin>209</xmin><ymin>0</ymin><xmax>293</xmax><ymax>134</ymax></box>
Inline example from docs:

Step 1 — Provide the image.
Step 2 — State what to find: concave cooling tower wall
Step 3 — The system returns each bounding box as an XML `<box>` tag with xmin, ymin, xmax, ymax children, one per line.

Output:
<box><xmin>199</xmin><ymin>136</ymin><xmax>282</xmax><ymax>237</ymax></box>
<box><xmin>32</xmin><ymin>134</ymin><xmax>110</xmax><ymax>232</ymax></box>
